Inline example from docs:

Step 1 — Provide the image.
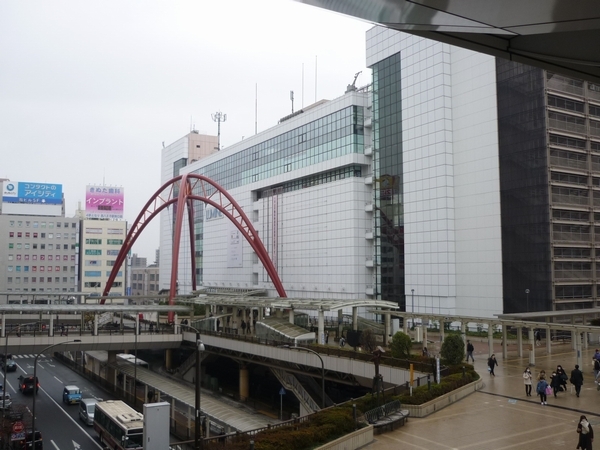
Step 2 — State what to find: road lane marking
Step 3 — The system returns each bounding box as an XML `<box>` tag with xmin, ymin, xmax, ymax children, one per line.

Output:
<box><xmin>54</xmin><ymin>376</ymin><xmax>63</xmax><ymax>383</ymax></box>
<box><xmin>51</xmin><ymin>440</ymin><xmax>60</xmax><ymax>449</ymax></box>
<box><xmin>38</xmin><ymin>385</ymin><xmax>103</xmax><ymax>449</ymax></box>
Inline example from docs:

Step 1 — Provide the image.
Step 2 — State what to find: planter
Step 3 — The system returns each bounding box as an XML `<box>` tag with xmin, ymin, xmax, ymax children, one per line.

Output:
<box><xmin>314</xmin><ymin>426</ymin><xmax>373</xmax><ymax>450</ymax></box>
<box><xmin>403</xmin><ymin>378</ymin><xmax>483</xmax><ymax>418</ymax></box>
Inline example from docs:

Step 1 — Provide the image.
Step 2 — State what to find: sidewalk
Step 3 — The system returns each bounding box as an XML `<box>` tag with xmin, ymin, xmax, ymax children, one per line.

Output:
<box><xmin>363</xmin><ymin>340</ymin><xmax>600</xmax><ymax>450</ymax></box>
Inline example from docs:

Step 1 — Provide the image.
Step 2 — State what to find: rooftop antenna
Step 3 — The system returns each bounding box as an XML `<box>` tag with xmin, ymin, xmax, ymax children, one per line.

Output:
<box><xmin>302</xmin><ymin>63</ymin><xmax>305</xmax><ymax>108</ymax></box>
<box><xmin>290</xmin><ymin>90</ymin><xmax>294</xmax><ymax>113</ymax></box>
<box><xmin>315</xmin><ymin>55</ymin><xmax>318</xmax><ymax>102</ymax></box>
<box><xmin>211</xmin><ymin>111</ymin><xmax>227</xmax><ymax>151</ymax></box>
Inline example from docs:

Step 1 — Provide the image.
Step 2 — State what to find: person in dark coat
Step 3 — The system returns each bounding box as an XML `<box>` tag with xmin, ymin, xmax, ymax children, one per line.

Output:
<box><xmin>570</xmin><ymin>364</ymin><xmax>584</xmax><ymax>397</ymax></box>
<box><xmin>550</xmin><ymin>371</ymin><xmax>563</xmax><ymax>397</ymax></box>
<box><xmin>577</xmin><ymin>414</ymin><xmax>594</xmax><ymax>450</ymax></box>
<box><xmin>487</xmin><ymin>354</ymin><xmax>498</xmax><ymax>376</ymax></box>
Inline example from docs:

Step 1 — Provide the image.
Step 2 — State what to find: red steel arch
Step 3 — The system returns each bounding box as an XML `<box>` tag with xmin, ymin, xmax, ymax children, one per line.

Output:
<box><xmin>102</xmin><ymin>173</ymin><xmax>287</xmax><ymax>322</ymax></box>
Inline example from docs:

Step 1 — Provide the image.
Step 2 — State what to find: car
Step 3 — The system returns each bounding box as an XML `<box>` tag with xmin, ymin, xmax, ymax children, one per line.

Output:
<box><xmin>0</xmin><ymin>392</ymin><xmax>12</xmax><ymax>409</ymax></box>
<box><xmin>1</xmin><ymin>359</ymin><xmax>17</xmax><ymax>372</ymax></box>
<box><xmin>79</xmin><ymin>398</ymin><xmax>97</xmax><ymax>425</ymax></box>
<box><xmin>17</xmin><ymin>375</ymin><xmax>39</xmax><ymax>394</ymax></box>
<box><xmin>62</xmin><ymin>385</ymin><xmax>82</xmax><ymax>404</ymax></box>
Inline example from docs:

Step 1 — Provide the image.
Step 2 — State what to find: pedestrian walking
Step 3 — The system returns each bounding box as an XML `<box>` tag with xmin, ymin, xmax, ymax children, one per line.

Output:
<box><xmin>594</xmin><ymin>358</ymin><xmax>600</xmax><ymax>383</ymax></box>
<box><xmin>576</xmin><ymin>414</ymin><xmax>594</xmax><ymax>450</ymax></box>
<box><xmin>487</xmin><ymin>354</ymin><xmax>498</xmax><ymax>376</ymax></box>
<box><xmin>241</xmin><ymin>320</ymin><xmax>246</xmax><ymax>334</ymax></box>
<box><xmin>550</xmin><ymin>370</ymin><xmax>563</xmax><ymax>397</ymax></box>
<box><xmin>60</xmin><ymin>324</ymin><xmax>65</xmax><ymax>336</ymax></box>
<box><xmin>340</xmin><ymin>336</ymin><xmax>346</xmax><ymax>348</ymax></box>
<box><xmin>535</xmin><ymin>330</ymin><xmax>541</xmax><ymax>346</ymax></box>
<box><xmin>536</xmin><ymin>374</ymin><xmax>549</xmax><ymax>405</ymax></box>
<box><xmin>570</xmin><ymin>364</ymin><xmax>584</xmax><ymax>397</ymax></box>
<box><xmin>557</xmin><ymin>365</ymin><xmax>568</xmax><ymax>391</ymax></box>
<box><xmin>523</xmin><ymin>367</ymin><xmax>533</xmax><ymax>396</ymax></box>
<box><xmin>466</xmin><ymin>340</ymin><xmax>475</xmax><ymax>363</ymax></box>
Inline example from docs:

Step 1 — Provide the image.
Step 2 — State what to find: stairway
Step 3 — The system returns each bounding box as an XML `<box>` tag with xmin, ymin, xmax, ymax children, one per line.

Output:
<box><xmin>271</xmin><ymin>368</ymin><xmax>320</xmax><ymax>414</ymax></box>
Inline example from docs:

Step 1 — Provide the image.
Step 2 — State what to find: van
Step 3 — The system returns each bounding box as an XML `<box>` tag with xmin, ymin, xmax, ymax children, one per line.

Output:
<box><xmin>17</xmin><ymin>375</ymin><xmax>39</xmax><ymax>394</ymax></box>
<box><xmin>79</xmin><ymin>398</ymin><xmax>97</xmax><ymax>426</ymax></box>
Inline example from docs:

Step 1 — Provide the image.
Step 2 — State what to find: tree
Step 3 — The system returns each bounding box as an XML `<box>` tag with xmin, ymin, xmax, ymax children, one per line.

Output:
<box><xmin>390</xmin><ymin>331</ymin><xmax>412</xmax><ymax>359</ymax></box>
<box><xmin>440</xmin><ymin>334</ymin><xmax>465</xmax><ymax>365</ymax></box>
<box><xmin>359</xmin><ymin>329</ymin><xmax>377</xmax><ymax>353</ymax></box>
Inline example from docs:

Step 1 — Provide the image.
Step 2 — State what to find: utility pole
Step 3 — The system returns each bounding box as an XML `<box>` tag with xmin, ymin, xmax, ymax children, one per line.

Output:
<box><xmin>211</xmin><ymin>111</ymin><xmax>227</xmax><ymax>151</ymax></box>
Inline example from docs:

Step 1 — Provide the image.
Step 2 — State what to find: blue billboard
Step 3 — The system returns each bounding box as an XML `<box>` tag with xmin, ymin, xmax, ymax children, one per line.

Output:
<box><xmin>2</xmin><ymin>181</ymin><xmax>63</xmax><ymax>204</ymax></box>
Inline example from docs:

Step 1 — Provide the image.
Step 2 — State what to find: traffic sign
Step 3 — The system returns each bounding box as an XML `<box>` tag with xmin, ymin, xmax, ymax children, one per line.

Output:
<box><xmin>11</xmin><ymin>431</ymin><xmax>25</xmax><ymax>441</ymax></box>
<box><xmin>279</xmin><ymin>387</ymin><xmax>286</xmax><ymax>396</ymax></box>
<box><xmin>12</xmin><ymin>421</ymin><xmax>24</xmax><ymax>433</ymax></box>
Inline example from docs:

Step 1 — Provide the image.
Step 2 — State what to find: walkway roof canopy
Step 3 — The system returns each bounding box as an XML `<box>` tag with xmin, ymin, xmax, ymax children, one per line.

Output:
<box><xmin>497</xmin><ymin>308</ymin><xmax>600</xmax><ymax>321</ymax></box>
<box><xmin>194</xmin><ymin>293</ymin><xmax>399</xmax><ymax>312</ymax></box>
<box><xmin>298</xmin><ymin>0</ymin><xmax>600</xmax><ymax>83</ymax></box>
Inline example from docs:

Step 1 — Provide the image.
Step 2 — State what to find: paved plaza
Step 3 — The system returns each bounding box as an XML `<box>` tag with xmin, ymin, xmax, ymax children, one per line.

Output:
<box><xmin>364</xmin><ymin>338</ymin><xmax>600</xmax><ymax>449</ymax></box>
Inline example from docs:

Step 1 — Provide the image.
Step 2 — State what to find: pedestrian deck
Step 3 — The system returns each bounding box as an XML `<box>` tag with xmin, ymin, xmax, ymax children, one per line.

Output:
<box><xmin>363</xmin><ymin>339</ymin><xmax>600</xmax><ymax>450</ymax></box>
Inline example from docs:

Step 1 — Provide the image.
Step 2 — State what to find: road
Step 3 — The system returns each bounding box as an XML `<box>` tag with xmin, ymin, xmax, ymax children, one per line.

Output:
<box><xmin>5</xmin><ymin>353</ymin><xmax>112</xmax><ymax>450</ymax></box>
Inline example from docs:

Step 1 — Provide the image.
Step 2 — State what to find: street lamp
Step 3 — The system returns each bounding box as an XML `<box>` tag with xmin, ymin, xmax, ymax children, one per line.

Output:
<box><xmin>180</xmin><ymin>324</ymin><xmax>204</xmax><ymax>450</ymax></box>
<box><xmin>279</xmin><ymin>345</ymin><xmax>325</xmax><ymax>409</ymax></box>
<box><xmin>411</xmin><ymin>289</ymin><xmax>415</xmax><ymax>326</ymax></box>
<box><xmin>525</xmin><ymin>289</ymin><xmax>530</xmax><ymax>312</ymax></box>
<box><xmin>32</xmin><ymin>339</ymin><xmax>81</xmax><ymax>448</ymax></box>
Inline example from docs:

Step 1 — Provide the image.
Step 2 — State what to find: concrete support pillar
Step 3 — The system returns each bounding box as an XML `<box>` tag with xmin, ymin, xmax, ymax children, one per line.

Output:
<box><xmin>289</xmin><ymin>309</ymin><xmax>294</xmax><ymax>325</ymax></box>
<box><xmin>165</xmin><ymin>349</ymin><xmax>172</xmax><ymax>371</ymax></box>
<box><xmin>136</xmin><ymin>313</ymin><xmax>140</xmax><ymax>335</ymax></box>
<box><xmin>384</xmin><ymin>312</ymin><xmax>391</xmax><ymax>346</ymax></box>
<box><xmin>206</xmin><ymin>419</ymin><xmax>211</xmax><ymax>438</ymax></box>
<box><xmin>93</xmin><ymin>313</ymin><xmax>98</xmax><ymax>336</ymax></box>
<box><xmin>502</xmin><ymin>325</ymin><xmax>507</xmax><ymax>360</ymax></box>
<box><xmin>461</xmin><ymin>322</ymin><xmax>467</xmax><ymax>348</ymax></box>
<box><xmin>528</xmin><ymin>327</ymin><xmax>535</xmax><ymax>366</ymax></box>
<box><xmin>49</xmin><ymin>314</ymin><xmax>54</xmax><ymax>337</ymax></box>
<box><xmin>186</xmin><ymin>403</ymin><xmax>190</xmax><ymax>436</ymax></box>
<box><xmin>583</xmin><ymin>329</ymin><xmax>589</xmax><ymax>349</ymax></box>
<box><xmin>403</xmin><ymin>317</ymin><xmax>409</xmax><ymax>334</ymax></box>
<box><xmin>352</xmin><ymin>307</ymin><xmax>358</xmax><ymax>331</ymax></box>
<box><xmin>440</xmin><ymin>320</ymin><xmax>445</xmax><ymax>344</ymax></box>
<box><xmin>338</xmin><ymin>309</ymin><xmax>344</xmax><ymax>338</ymax></box>
<box><xmin>576</xmin><ymin>331</ymin><xmax>583</xmax><ymax>369</ymax></box>
<box><xmin>318</xmin><ymin>310</ymin><xmax>325</xmax><ymax>345</ymax></box>
<box><xmin>156</xmin><ymin>391</ymin><xmax>161</xmax><ymax>402</ymax></box>
<box><xmin>572</xmin><ymin>316</ymin><xmax>576</xmax><ymax>350</ymax></box>
<box><xmin>488</xmin><ymin>326</ymin><xmax>494</xmax><ymax>358</ymax></box>
<box><xmin>517</xmin><ymin>327</ymin><xmax>523</xmax><ymax>357</ymax></box>
<box><xmin>546</xmin><ymin>326</ymin><xmax>552</xmax><ymax>354</ymax></box>
<box><xmin>1</xmin><ymin>314</ymin><xmax>4</xmax><ymax>338</ymax></box>
<box><xmin>422</xmin><ymin>325</ymin><xmax>428</xmax><ymax>348</ymax></box>
<box><xmin>239</xmin><ymin>365</ymin><xmax>249</xmax><ymax>401</ymax></box>
<box><xmin>107</xmin><ymin>351</ymin><xmax>118</xmax><ymax>392</ymax></box>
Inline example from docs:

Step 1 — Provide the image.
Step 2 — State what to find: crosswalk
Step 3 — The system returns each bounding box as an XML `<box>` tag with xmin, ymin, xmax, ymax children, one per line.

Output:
<box><xmin>8</xmin><ymin>354</ymin><xmax>49</xmax><ymax>359</ymax></box>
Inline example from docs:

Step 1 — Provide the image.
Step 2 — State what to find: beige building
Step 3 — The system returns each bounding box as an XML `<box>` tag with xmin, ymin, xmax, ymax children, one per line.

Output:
<box><xmin>79</xmin><ymin>218</ymin><xmax>128</xmax><ymax>302</ymax></box>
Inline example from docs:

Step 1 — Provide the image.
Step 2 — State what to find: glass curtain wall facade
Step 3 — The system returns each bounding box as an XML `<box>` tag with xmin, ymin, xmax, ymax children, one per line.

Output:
<box><xmin>190</xmin><ymin>106</ymin><xmax>366</xmax><ymax>288</ymax></box>
<box><xmin>496</xmin><ymin>60</ymin><xmax>551</xmax><ymax>313</ymax></box>
<box><xmin>498</xmin><ymin>60</ymin><xmax>600</xmax><ymax>312</ymax></box>
<box><xmin>372</xmin><ymin>53</ymin><xmax>405</xmax><ymax>308</ymax></box>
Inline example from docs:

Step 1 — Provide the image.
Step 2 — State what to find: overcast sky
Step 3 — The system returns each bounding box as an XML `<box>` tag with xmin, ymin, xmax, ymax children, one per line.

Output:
<box><xmin>1</xmin><ymin>0</ymin><xmax>373</xmax><ymax>262</ymax></box>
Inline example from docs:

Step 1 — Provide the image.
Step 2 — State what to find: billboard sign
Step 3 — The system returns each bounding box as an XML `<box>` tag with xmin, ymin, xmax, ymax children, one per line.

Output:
<box><xmin>85</xmin><ymin>185</ymin><xmax>124</xmax><ymax>219</ymax></box>
<box><xmin>2</xmin><ymin>181</ymin><xmax>62</xmax><ymax>204</ymax></box>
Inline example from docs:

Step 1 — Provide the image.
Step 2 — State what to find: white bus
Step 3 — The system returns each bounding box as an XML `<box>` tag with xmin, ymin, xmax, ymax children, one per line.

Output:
<box><xmin>93</xmin><ymin>400</ymin><xmax>143</xmax><ymax>449</ymax></box>
<box><xmin>117</xmin><ymin>353</ymin><xmax>149</xmax><ymax>369</ymax></box>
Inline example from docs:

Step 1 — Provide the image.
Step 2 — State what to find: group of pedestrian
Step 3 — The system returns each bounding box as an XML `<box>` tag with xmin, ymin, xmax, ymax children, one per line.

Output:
<box><xmin>530</xmin><ymin>363</ymin><xmax>585</xmax><ymax>405</ymax></box>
